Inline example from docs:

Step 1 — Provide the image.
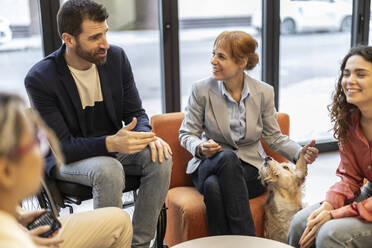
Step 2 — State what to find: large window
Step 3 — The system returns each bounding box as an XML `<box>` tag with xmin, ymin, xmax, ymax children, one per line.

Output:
<box><xmin>0</xmin><ymin>0</ymin><xmax>42</xmax><ymax>103</ymax></box>
<box><xmin>61</xmin><ymin>0</ymin><xmax>163</xmax><ymax>117</ymax></box>
<box><xmin>103</xmin><ymin>0</ymin><xmax>162</xmax><ymax>117</ymax></box>
<box><xmin>178</xmin><ymin>0</ymin><xmax>262</xmax><ymax>110</ymax></box>
<box><xmin>279</xmin><ymin>0</ymin><xmax>352</xmax><ymax>143</ymax></box>
<box><xmin>3</xmin><ymin>0</ymin><xmax>370</xmax><ymax>152</ymax></box>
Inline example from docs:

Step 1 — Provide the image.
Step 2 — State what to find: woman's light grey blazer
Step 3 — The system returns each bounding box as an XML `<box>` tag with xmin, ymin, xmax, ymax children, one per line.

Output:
<box><xmin>179</xmin><ymin>73</ymin><xmax>302</xmax><ymax>174</ymax></box>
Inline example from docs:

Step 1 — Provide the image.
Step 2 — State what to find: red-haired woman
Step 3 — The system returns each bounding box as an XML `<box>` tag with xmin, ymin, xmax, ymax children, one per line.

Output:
<box><xmin>179</xmin><ymin>31</ymin><xmax>318</xmax><ymax>236</ymax></box>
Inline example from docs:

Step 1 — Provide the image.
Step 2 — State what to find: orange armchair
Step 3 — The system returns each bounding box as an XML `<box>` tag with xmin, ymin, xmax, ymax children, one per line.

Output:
<box><xmin>151</xmin><ymin>112</ymin><xmax>290</xmax><ymax>247</ymax></box>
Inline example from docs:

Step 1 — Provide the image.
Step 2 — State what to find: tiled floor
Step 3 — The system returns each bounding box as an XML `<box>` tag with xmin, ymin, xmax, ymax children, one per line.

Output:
<box><xmin>60</xmin><ymin>150</ymin><xmax>341</xmax><ymax>216</ymax></box>
<box><xmin>59</xmin><ymin>190</ymin><xmax>135</xmax><ymax>217</ymax></box>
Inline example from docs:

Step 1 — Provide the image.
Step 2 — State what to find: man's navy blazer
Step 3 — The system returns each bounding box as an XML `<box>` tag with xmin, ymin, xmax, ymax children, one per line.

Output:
<box><xmin>25</xmin><ymin>44</ymin><xmax>151</xmax><ymax>175</ymax></box>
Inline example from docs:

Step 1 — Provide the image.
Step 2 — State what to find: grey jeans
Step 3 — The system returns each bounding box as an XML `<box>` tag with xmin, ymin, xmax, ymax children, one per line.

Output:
<box><xmin>52</xmin><ymin>148</ymin><xmax>172</xmax><ymax>248</ymax></box>
<box><xmin>288</xmin><ymin>182</ymin><xmax>372</xmax><ymax>248</ymax></box>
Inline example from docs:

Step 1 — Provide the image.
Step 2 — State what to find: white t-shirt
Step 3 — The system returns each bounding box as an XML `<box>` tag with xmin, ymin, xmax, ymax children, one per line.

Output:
<box><xmin>0</xmin><ymin>210</ymin><xmax>36</xmax><ymax>248</ymax></box>
<box><xmin>68</xmin><ymin>64</ymin><xmax>103</xmax><ymax>109</ymax></box>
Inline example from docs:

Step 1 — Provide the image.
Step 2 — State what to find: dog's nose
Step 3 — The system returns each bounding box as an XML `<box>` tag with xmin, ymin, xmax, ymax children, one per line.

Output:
<box><xmin>265</xmin><ymin>157</ymin><xmax>272</xmax><ymax>162</ymax></box>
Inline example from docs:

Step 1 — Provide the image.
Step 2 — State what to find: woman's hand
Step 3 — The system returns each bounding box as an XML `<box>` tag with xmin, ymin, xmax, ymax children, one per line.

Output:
<box><xmin>200</xmin><ymin>139</ymin><xmax>222</xmax><ymax>158</ymax></box>
<box><xmin>16</xmin><ymin>208</ymin><xmax>64</xmax><ymax>247</ymax></box>
<box><xmin>29</xmin><ymin>226</ymin><xmax>64</xmax><ymax>247</ymax></box>
<box><xmin>17</xmin><ymin>209</ymin><xmax>46</xmax><ymax>227</ymax></box>
<box><xmin>301</xmin><ymin>140</ymin><xmax>319</xmax><ymax>164</ymax></box>
<box><xmin>299</xmin><ymin>202</ymin><xmax>334</xmax><ymax>248</ymax></box>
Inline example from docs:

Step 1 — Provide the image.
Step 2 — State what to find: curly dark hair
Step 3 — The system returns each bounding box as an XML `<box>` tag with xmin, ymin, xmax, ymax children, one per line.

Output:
<box><xmin>328</xmin><ymin>45</ymin><xmax>372</xmax><ymax>144</ymax></box>
<box><xmin>57</xmin><ymin>0</ymin><xmax>108</xmax><ymax>38</ymax></box>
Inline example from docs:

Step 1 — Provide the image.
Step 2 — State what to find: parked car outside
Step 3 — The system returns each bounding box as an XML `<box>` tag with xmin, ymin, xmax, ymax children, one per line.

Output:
<box><xmin>251</xmin><ymin>0</ymin><xmax>352</xmax><ymax>34</ymax></box>
<box><xmin>0</xmin><ymin>17</ymin><xmax>12</xmax><ymax>44</ymax></box>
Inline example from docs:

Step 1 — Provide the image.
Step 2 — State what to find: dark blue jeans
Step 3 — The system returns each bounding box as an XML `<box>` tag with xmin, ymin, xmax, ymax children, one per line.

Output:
<box><xmin>192</xmin><ymin>150</ymin><xmax>266</xmax><ymax>236</ymax></box>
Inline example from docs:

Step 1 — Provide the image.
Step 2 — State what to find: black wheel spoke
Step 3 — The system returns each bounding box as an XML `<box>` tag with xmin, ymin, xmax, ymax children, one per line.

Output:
<box><xmin>22</xmin><ymin>179</ymin><xmax>59</xmax><ymax>217</ymax></box>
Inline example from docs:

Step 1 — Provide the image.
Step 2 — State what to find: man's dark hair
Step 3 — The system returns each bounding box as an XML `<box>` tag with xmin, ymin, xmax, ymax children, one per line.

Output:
<box><xmin>57</xmin><ymin>0</ymin><xmax>108</xmax><ymax>38</ymax></box>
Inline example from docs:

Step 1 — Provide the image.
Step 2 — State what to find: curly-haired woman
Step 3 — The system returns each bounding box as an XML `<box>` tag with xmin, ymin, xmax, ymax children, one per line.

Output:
<box><xmin>179</xmin><ymin>30</ymin><xmax>318</xmax><ymax>236</ymax></box>
<box><xmin>288</xmin><ymin>46</ymin><xmax>372</xmax><ymax>248</ymax></box>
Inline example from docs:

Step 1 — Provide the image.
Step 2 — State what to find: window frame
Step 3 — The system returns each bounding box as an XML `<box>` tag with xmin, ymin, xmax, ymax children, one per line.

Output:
<box><xmin>38</xmin><ymin>0</ymin><xmax>371</xmax><ymax>152</ymax></box>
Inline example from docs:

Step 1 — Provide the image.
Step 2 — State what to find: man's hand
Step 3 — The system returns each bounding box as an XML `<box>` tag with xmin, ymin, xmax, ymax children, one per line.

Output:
<box><xmin>149</xmin><ymin>137</ymin><xmax>173</xmax><ymax>163</ymax></box>
<box><xmin>301</xmin><ymin>140</ymin><xmax>319</xmax><ymax>164</ymax></box>
<box><xmin>200</xmin><ymin>139</ymin><xmax>222</xmax><ymax>158</ymax></box>
<box><xmin>106</xmin><ymin>118</ymin><xmax>156</xmax><ymax>154</ymax></box>
<box><xmin>29</xmin><ymin>226</ymin><xmax>64</xmax><ymax>247</ymax></box>
<box><xmin>299</xmin><ymin>202</ymin><xmax>334</xmax><ymax>248</ymax></box>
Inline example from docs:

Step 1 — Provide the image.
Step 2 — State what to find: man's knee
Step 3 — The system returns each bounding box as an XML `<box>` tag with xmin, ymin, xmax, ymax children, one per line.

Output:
<box><xmin>91</xmin><ymin>157</ymin><xmax>124</xmax><ymax>185</ymax></box>
<box><xmin>159</xmin><ymin>155</ymin><xmax>172</xmax><ymax>173</ymax></box>
<box><xmin>154</xmin><ymin>156</ymin><xmax>172</xmax><ymax>187</ymax></box>
<box><xmin>140</xmin><ymin>148</ymin><xmax>172</xmax><ymax>175</ymax></box>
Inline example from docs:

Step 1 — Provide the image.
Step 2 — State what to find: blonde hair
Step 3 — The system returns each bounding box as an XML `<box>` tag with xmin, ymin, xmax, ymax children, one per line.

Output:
<box><xmin>0</xmin><ymin>93</ymin><xmax>64</xmax><ymax>165</ymax></box>
<box><xmin>0</xmin><ymin>94</ymin><xmax>24</xmax><ymax>157</ymax></box>
<box><xmin>214</xmin><ymin>31</ymin><xmax>259</xmax><ymax>70</ymax></box>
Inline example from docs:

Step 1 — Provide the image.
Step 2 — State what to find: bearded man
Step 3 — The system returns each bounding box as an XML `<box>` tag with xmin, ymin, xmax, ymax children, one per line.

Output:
<box><xmin>24</xmin><ymin>1</ymin><xmax>172</xmax><ymax>248</ymax></box>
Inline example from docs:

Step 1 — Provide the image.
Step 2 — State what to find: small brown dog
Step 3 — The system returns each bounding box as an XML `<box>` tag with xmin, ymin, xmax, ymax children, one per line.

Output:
<box><xmin>259</xmin><ymin>153</ymin><xmax>307</xmax><ymax>243</ymax></box>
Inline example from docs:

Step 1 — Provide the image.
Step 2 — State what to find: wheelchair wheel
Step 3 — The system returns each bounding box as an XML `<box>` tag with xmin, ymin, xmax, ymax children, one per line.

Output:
<box><xmin>22</xmin><ymin>180</ymin><xmax>59</xmax><ymax>217</ymax></box>
<box><xmin>122</xmin><ymin>190</ymin><xmax>136</xmax><ymax>217</ymax></box>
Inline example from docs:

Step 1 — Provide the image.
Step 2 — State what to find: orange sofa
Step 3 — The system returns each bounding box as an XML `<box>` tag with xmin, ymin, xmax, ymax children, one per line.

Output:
<box><xmin>151</xmin><ymin>112</ymin><xmax>290</xmax><ymax>247</ymax></box>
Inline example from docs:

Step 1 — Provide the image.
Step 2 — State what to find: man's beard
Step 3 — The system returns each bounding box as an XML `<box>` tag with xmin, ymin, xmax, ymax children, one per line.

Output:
<box><xmin>75</xmin><ymin>41</ymin><xmax>107</xmax><ymax>66</ymax></box>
